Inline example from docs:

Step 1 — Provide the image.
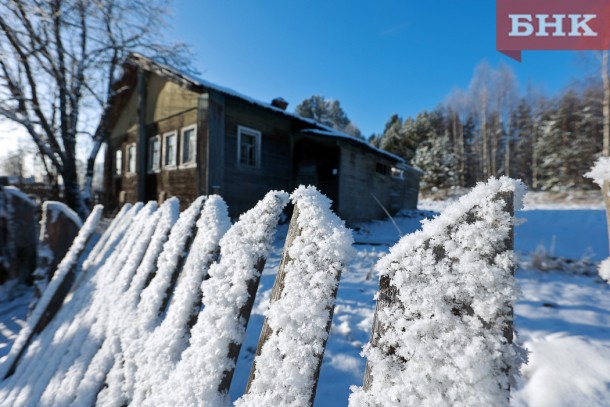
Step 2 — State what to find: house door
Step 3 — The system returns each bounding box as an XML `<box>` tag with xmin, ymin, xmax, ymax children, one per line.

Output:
<box><xmin>293</xmin><ymin>140</ymin><xmax>340</xmax><ymax>211</ymax></box>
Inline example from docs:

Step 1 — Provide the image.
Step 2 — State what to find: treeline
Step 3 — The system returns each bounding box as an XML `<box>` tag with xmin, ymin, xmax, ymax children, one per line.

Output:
<box><xmin>370</xmin><ymin>61</ymin><xmax>603</xmax><ymax>191</ymax></box>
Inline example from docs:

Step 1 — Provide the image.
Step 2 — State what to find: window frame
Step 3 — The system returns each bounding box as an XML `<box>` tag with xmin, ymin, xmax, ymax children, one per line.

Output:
<box><xmin>237</xmin><ymin>125</ymin><xmax>262</xmax><ymax>168</ymax></box>
<box><xmin>162</xmin><ymin>131</ymin><xmax>178</xmax><ymax>170</ymax></box>
<box><xmin>115</xmin><ymin>148</ymin><xmax>123</xmax><ymax>177</ymax></box>
<box><xmin>391</xmin><ymin>167</ymin><xmax>405</xmax><ymax>179</ymax></box>
<box><xmin>375</xmin><ymin>162</ymin><xmax>389</xmax><ymax>176</ymax></box>
<box><xmin>126</xmin><ymin>143</ymin><xmax>137</xmax><ymax>175</ymax></box>
<box><xmin>148</xmin><ymin>135</ymin><xmax>161</xmax><ymax>173</ymax></box>
<box><xmin>180</xmin><ymin>124</ymin><xmax>197</xmax><ymax>168</ymax></box>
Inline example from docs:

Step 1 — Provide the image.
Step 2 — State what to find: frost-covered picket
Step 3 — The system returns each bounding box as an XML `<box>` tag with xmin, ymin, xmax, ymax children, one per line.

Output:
<box><xmin>0</xmin><ymin>203</ymin><xmax>144</xmax><ymax>406</ymax></box>
<box><xmin>130</xmin><ymin>196</ymin><xmax>231</xmax><ymax>406</ymax></box>
<box><xmin>237</xmin><ymin>186</ymin><xmax>355</xmax><ymax>407</ymax></box>
<box><xmin>150</xmin><ymin>190</ymin><xmax>289</xmax><ymax>407</ymax></box>
<box><xmin>350</xmin><ymin>177</ymin><xmax>526</xmax><ymax>407</ymax></box>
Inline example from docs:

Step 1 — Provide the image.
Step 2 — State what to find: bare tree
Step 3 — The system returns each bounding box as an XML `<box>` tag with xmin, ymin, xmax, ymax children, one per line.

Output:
<box><xmin>445</xmin><ymin>89</ymin><xmax>468</xmax><ymax>185</ymax></box>
<box><xmin>0</xmin><ymin>0</ymin><xmax>192</xmax><ymax>218</ymax></box>
<box><xmin>468</xmin><ymin>61</ymin><xmax>494</xmax><ymax>180</ymax></box>
<box><xmin>601</xmin><ymin>50</ymin><xmax>610</xmax><ymax>250</ymax></box>
<box><xmin>603</xmin><ymin>51</ymin><xmax>609</xmax><ymax>156</ymax></box>
<box><xmin>1</xmin><ymin>149</ymin><xmax>25</xmax><ymax>180</ymax></box>
<box><xmin>497</xmin><ymin>63</ymin><xmax>517</xmax><ymax>177</ymax></box>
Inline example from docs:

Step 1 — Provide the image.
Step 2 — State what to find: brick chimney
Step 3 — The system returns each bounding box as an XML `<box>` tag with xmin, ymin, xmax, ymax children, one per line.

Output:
<box><xmin>271</xmin><ymin>97</ymin><xmax>288</xmax><ymax>110</ymax></box>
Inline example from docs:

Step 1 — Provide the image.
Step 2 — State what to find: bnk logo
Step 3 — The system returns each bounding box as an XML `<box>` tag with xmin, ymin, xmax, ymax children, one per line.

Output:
<box><xmin>497</xmin><ymin>0</ymin><xmax>609</xmax><ymax>62</ymax></box>
<box><xmin>509</xmin><ymin>14</ymin><xmax>597</xmax><ymax>37</ymax></box>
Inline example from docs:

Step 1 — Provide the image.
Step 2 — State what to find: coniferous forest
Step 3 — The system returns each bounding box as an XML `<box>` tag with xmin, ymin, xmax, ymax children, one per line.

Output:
<box><xmin>369</xmin><ymin>61</ymin><xmax>604</xmax><ymax>192</ymax></box>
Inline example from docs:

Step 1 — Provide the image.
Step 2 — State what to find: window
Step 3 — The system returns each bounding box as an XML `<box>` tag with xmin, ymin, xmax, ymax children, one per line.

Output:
<box><xmin>127</xmin><ymin>143</ymin><xmax>136</xmax><ymax>174</ymax></box>
<box><xmin>181</xmin><ymin>125</ymin><xmax>197</xmax><ymax>166</ymax></box>
<box><xmin>163</xmin><ymin>131</ymin><xmax>177</xmax><ymax>168</ymax></box>
<box><xmin>238</xmin><ymin>126</ymin><xmax>261</xmax><ymax>167</ymax></box>
<box><xmin>391</xmin><ymin>167</ymin><xmax>405</xmax><ymax>179</ymax></box>
<box><xmin>376</xmin><ymin>162</ymin><xmax>389</xmax><ymax>175</ymax></box>
<box><xmin>115</xmin><ymin>149</ymin><xmax>123</xmax><ymax>176</ymax></box>
<box><xmin>148</xmin><ymin>136</ymin><xmax>160</xmax><ymax>172</ymax></box>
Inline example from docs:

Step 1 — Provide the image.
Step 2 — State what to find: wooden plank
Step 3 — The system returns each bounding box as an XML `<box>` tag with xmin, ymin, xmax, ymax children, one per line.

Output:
<box><xmin>244</xmin><ymin>207</ymin><xmax>301</xmax><ymax>392</ymax></box>
<box><xmin>362</xmin><ymin>191</ymin><xmax>515</xmax><ymax>398</ymax></box>
<box><xmin>148</xmin><ymin>191</ymin><xmax>288</xmax><ymax>407</ymax></box>
<box><xmin>241</xmin><ymin>187</ymin><xmax>353</xmax><ymax>406</ymax></box>
<box><xmin>218</xmin><ymin>257</ymin><xmax>266</xmax><ymax>394</ymax></box>
<box><xmin>2</xmin><ymin>205</ymin><xmax>104</xmax><ymax>379</ymax></box>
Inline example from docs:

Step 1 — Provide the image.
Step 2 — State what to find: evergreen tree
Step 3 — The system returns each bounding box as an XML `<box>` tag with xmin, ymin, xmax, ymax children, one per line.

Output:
<box><xmin>295</xmin><ymin>95</ymin><xmax>363</xmax><ymax>138</ymax></box>
<box><xmin>379</xmin><ymin>114</ymin><xmax>405</xmax><ymax>157</ymax></box>
<box><xmin>511</xmin><ymin>98</ymin><xmax>535</xmax><ymax>186</ymax></box>
<box><xmin>411</xmin><ymin>110</ymin><xmax>456</xmax><ymax>190</ymax></box>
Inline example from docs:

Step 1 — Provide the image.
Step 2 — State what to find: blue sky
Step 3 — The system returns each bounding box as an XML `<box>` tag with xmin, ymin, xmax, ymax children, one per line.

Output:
<box><xmin>0</xmin><ymin>0</ymin><xmax>598</xmax><ymax>163</ymax></box>
<box><xmin>168</xmin><ymin>0</ymin><xmax>597</xmax><ymax>137</ymax></box>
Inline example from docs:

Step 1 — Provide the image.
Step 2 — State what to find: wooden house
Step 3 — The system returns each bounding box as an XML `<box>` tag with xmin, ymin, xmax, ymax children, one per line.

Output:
<box><xmin>103</xmin><ymin>54</ymin><xmax>422</xmax><ymax>223</ymax></box>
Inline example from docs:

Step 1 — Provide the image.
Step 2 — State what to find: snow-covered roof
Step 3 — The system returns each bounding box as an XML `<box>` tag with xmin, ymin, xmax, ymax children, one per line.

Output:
<box><xmin>127</xmin><ymin>53</ymin><xmax>421</xmax><ymax>171</ymax></box>
<box><xmin>300</xmin><ymin>128</ymin><xmax>405</xmax><ymax>162</ymax></box>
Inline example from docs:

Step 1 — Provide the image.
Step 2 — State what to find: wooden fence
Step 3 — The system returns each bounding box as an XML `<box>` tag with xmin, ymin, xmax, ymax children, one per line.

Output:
<box><xmin>0</xmin><ymin>178</ymin><xmax>523</xmax><ymax>407</ymax></box>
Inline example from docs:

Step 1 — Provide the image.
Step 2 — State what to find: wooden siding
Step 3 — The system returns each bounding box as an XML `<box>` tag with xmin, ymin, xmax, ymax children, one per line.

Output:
<box><xmin>110</xmin><ymin>73</ymin><xmax>200</xmax><ymax>139</ymax></box>
<box><xmin>202</xmin><ymin>92</ymin><xmax>225</xmax><ymax>196</ymax></box>
<box><xmin>337</xmin><ymin>144</ymin><xmax>415</xmax><ymax>223</ymax></box>
<box><xmin>219</xmin><ymin>94</ymin><xmax>293</xmax><ymax>218</ymax></box>
<box><xmin>108</xmin><ymin>74</ymin><xmax>203</xmax><ymax>210</ymax></box>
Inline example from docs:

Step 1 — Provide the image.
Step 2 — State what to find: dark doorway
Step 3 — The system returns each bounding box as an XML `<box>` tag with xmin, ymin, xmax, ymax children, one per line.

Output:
<box><xmin>293</xmin><ymin>139</ymin><xmax>340</xmax><ymax>211</ymax></box>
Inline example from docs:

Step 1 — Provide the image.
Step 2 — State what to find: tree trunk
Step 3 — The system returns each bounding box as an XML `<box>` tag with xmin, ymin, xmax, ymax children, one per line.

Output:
<box><xmin>61</xmin><ymin>161</ymin><xmax>88</xmax><ymax>220</ymax></box>
<box><xmin>602</xmin><ymin>51</ymin><xmax>610</xmax><ymax>157</ymax></box>
<box><xmin>83</xmin><ymin>136</ymin><xmax>105</xmax><ymax>208</ymax></box>
<box><xmin>459</xmin><ymin>117</ymin><xmax>465</xmax><ymax>186</ymax></box>
<box><xmin>481</xmin><ymin>109</ymin><xmax>489</xmax><ymax>180</ymax></box>
<box><xmin>602</xmin><ymin>50</ymin><xmax>610</xmax><ymax>252</ymax></box>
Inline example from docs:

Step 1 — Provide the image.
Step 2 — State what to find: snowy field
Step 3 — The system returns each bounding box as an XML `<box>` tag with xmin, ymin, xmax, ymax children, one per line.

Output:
<box><xmin>1</xmin><ymin>198</ymin><xmax>610</xmax><ymax>406</ymax></box>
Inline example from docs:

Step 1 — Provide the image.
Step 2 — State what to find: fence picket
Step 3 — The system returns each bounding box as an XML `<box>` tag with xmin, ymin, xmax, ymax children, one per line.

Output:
<box><xmin>148</xmin><ymin>190</ymin><xmax>289</xmax><ymax>407</ymax></box>
<box><xmin>73</xmin><ymin>197</ymin><xmax>203</xmax><ymax>407</ymax></box>
<box><xmin>351</xmin><ymin>178</ymin><xmax>524</xmax><ymax>407</ymax></box>
<box><xmin>97</xmin><ymin>198</ymin><xmax>180</xmax><ymax>407</ymax></box>
<box><xmin>131</xmin><ymin>195</ymin><xmax>231</xmax><ymax>406</ymax></box>
<box><xmin>238</xmin><ymin>186</ymin><xmax>354</xmax><ymax>407</ymax></box>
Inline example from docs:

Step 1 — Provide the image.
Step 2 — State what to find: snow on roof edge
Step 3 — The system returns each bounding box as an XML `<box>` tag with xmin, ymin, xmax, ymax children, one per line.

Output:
<box><xmin>127</xmin><ymin>53</ymin><xmax>416</xmax><ymax>168</ymax></box>
<box><xmin>300</xmin><ymin>128</ymin><xmax>423</xmax><ymax>172</ymax></box>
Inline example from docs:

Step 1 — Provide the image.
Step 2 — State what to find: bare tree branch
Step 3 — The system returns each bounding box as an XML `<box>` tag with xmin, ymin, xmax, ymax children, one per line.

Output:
<box><xmin>0</xmin><ymin>0</ymin><xmax>193</xmax><ymax>217</ymax></box>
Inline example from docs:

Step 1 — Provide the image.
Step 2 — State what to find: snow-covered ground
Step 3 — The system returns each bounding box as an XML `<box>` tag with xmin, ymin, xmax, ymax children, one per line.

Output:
<box><xmin>1</xmin><ymin>197</ymin><xmax>610</xmax><ymax>406</ymax></box>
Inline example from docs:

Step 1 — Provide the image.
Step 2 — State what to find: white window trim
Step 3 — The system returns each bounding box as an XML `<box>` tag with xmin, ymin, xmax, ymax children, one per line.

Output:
<box><xmin>162</xmin><ymin>131</ymin><xmax>178</xmax><ymax>170</ymax></box>
<box><xmin>237</xmin><ymin>125</ymin><xmax>262</xmax><ymax>168</ymax></box>
<box><xmin>180</xmin><ymin>124</ymin><xmax>197</xmax><ymax>168</ymax></box>
<box><xmin>126</xmin><ymin>142</ymin><xmax>137</xmax><ymax>176</ymax></box>
<box><xmin>115</xmin><ymin>148</ymin><xmax>123</xmax><ymax>177</ymax></box>
<box><xmin>391</xmin><ymin>167</ymin><xmax>405</xmax><ymax>180</ymax></box>
<box><xmin>148</xmin><ymin>135</ymin><xmax>161</xmax><ymax>173</ymax></box>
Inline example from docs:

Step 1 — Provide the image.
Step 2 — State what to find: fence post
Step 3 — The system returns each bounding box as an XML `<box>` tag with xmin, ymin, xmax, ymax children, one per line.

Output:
<box><xmin>34</xmin><ymin>202</ymin><xmax>82</xmax><ymax>295</ymax></box>
<box><xmin>363</xmin><ymin>191</ymin><xmax>516</xmax><ymax>391</ymax></box>
<box><xmin>353</xmin><ymin>179</ymin><xmax>522</xmax><ymax>406</ymax></box>
<box><xmin>238</xmin><ymin>186</ymin><xmax>354</xmax><ymax>407</ymax></box>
